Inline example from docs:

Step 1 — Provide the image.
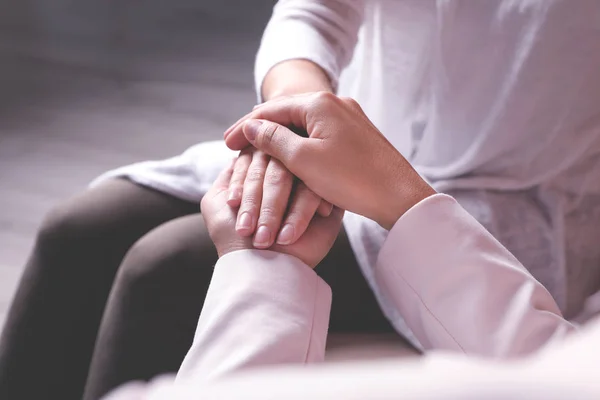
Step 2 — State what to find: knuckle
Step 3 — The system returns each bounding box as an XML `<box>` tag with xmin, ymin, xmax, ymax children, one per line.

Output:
<box><xmin>239</xmin><ymin>202</ymin><xmax>259</xmax><ymax>215</ymax></box>
<box><xmin>258</xmin><ymin>205</ymin><xmax>280</xmax><ymax>222</ymax></box>
<box><xmin>264</xmin><ymin>167</ymin><xmax>291</xmax><ymax>186</ymax></box>
<box><xmin>228</xmin><ymin>183</ymin><xmax>241</xmax><ymax>194</ymax></box>
<box><xmin>285</xmin><ymin>209</ymin><xmax>312</xmax><ymax>227</ymax></box>
<box><xmin>260</xmin><ymin>122</ymin><xmax>278</xmax><ymax>147</ymax></box>
<box><xmin>230</xmin><ymin>168</ymin><xmax>247</xmax><ymax>182</ymax></box>
<box><xmin>288</xmin><ymin>202</ymin><xmax>318</xmax><ymax>224</ymax></box>
<box><xmin>313</xmin><ymin>91</ymin><xmax>336</xmax><ymax>104</ymax></box>
<box><xmin>231</xmin><ymin>162</ymin><xmax>247</xmax><ymax>176</ymax></box>
<box><xmin>239</xmin><ymin>193</ymin><xmax>261</xmax><ymax>212</ymax></box>
<box><xmin>229</xmin><ymin>174</ymin><xmax>243</xmax><ymax>186</ymax></box>
<box><xmin>245</xmin><ymin>168</ymin><xmax>264</xmax><ymax>183</ymax></box>
<box><xmin>341</xmin><ymin>96</ymin><xmax>360</xmax><ymax>108</ymax></box>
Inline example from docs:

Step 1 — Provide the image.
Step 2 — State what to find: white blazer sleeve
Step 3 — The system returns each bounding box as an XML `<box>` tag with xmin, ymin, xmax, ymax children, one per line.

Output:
<box><xmin>255</xmin><ymin>0</ymin><xmax>365</xmax><ymax>96</ymax></box>
<box><xmin>374</xmin><ymin>193</ymin><xmax>576</xmax><ymax>357</ymax></box>
<box><xmin>176</xmin><ymin>249</ymin><xmax>332</xmax><ymax>383</ymax></box>
<box><xmin>105</xmin><ymin>317</ymin><xmax>600</xmax><ymax>400</ymax></box>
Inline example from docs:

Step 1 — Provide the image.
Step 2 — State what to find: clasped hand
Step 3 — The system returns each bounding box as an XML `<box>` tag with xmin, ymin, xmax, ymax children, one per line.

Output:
<box><xmin>202</xmin><ymin>92</ymin><xmax>436</xmax><ymax>266</ymax></box>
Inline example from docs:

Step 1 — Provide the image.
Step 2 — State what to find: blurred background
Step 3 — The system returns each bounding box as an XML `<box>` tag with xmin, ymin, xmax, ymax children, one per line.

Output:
<box><xmin>0</xmin><ymin>0</ymin><xmax>274</xmax><ymax>329</ymax></box>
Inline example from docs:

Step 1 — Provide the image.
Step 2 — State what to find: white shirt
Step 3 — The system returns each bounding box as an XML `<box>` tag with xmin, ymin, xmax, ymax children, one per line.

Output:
<box><xmin>92</xmin><ymin>0</ymin><xmax>600</xmax><ymax>343</ymax></box>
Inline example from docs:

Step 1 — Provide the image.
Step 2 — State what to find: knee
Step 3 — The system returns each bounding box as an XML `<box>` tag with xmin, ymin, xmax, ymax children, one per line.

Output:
<box><xmin>36</xmin><ymin>200</ymin><xmax>88</xmax><ymax>250</ymax></box>
<box><xmin>115</xmin><ymin>228</ymin><xmax>216</xmax><ymax>294</ymax></box>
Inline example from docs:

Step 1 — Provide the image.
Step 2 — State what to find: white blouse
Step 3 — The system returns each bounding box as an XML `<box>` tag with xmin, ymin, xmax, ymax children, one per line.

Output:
<box><xmin>93</xmin><ymin>0</ymin><xmax>600</xmax><ymax>344</ymax></box>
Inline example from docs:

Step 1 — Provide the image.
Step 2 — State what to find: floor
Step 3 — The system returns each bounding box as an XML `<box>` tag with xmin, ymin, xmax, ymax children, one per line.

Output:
<box><xmin>0</xmin><ymin>0</ymin><xmax>273</xmax><ymax>330</ymax></box>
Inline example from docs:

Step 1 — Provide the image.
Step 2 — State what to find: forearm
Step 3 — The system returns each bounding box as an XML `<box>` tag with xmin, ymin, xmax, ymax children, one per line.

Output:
<box><xmin>106</xmin><ymin>317</ymin><xmax>600</xmax><ymax>399</ymax></box>
<box><xmin>176</xmin><ymin>250</ymin><xmax>331</xmax><ymax>383</ymax></box>
<box><xmin>375</xmin><ymin>194</ymin><xmax>576</xmax><ymax>357</ymax></box>
<box><xmin>255</xmin><ymin>0</ymin><xmax>364</xmax><ymax>101</ymax></box>
<box><xmin>262</xmin><ymin>59</ymin><xmax>333</xmax><ymax>101</ymax></box>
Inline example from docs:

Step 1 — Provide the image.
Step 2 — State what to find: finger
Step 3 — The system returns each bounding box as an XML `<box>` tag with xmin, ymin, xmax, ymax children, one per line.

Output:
<box><xmin>236</xmin><ymin>151</ymin><xmax>269</xmax><ymax>236</ymax></box>
<box><xmin>201</xmin><ymin>160</ymin><xmax>235</xmax><ymax>214</ymax></box>
<box><xmin>223</xmin><ymin>109</ymin><xmax>255</xmax><ymax>141</ymax></box>
<box><xmin>304</xmin><ymin>206</ymin><xmax>345</xmax><ymax>241</ymax></box>
<box><xmin>316</xmin><ymin>199</ymin><xmax>333</xmax><ymax>217</ymax></box>
<box><xmin>224</xmin><ymin>92</ymin><xmax>321</xmax><ymax>150</ymax></box>
<box><xmin>330</xmin><ymin>206</ymin><xmax>345</xmax><ymax>224</ymax></box>
<box><xmin>276</xmin><ymin>182</ymin><xmax>321</xmax><ymax>245</ymax></box>
<box><xmin>253</xmin><ymin>158</ymin><xmax>294</xmax><ymax>249</ymax></box>
<box><xmin>271</xmin><ymin>207</ymin><xmax>344</xmax><ymax>269</ymax></box>
<box><xmin>252</xmin><ymin>94</ymin><xmax>293</xmax><ymax>110</ymax></box>
<box><xmin>224</xmin><ymin>96</ymin><xmax>292</xmax><ymax>141</ymax></box>
<box><xmin>240</xmin><ymin>119</ymin><xmax>313</xmax><ymax>176</ymax></box>
<box><xmin>308</xmin><ymin>206</ymin><xmax>345</xmax><ymax>238</ymax></box>
<box><xmin>227</xmin><ymin>149</ymin><xmax>252</xmax><ymax>207</ymax></box>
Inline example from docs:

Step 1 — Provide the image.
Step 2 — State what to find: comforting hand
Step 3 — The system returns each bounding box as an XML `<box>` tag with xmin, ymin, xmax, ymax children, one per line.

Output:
<box><xmin>226</xmin><ymin>148</ymin><xmax>332</xmax><ymax>249</ymax></box>
<box><xmin>223</xmin><ymin>92</ymin><xmax>436</xmax><ymax>229</ymax></box>
<box><xmin>201</xmin><ymin>160</ymin><xmax>345</xmax><ymax>268</ymax></box>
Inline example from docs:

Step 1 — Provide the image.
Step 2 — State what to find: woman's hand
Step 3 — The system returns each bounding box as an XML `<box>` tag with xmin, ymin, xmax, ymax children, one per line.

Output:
<box><xmin>224</xmin><ymin>60</ymin><xmax>335</xmax><ymax>249</ymax></box>
<box><xmin>223</xmin><ymin>92</ymin><xmax>436</xmax><ymax>229</ymax></box>
<box><xmin>202</xmin><ymin>161</ymin><xmax>344</xmax><ymax>268</ymax></box>
<box><xmin>226</xmin><ymin>148</ymin><xmax>332</xmax><ymax>248</ymax></box>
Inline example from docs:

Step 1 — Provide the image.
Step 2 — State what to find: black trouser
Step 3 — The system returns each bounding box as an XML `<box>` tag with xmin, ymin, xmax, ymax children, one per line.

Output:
<box><xmin>0</xmin><ymin>178</ymin><xmax>393</xmax><ymax>400</ymax></box>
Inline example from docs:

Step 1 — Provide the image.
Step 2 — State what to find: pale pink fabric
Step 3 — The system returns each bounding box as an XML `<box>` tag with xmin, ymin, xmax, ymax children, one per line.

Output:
<box><xmin>176</xmin><ymin>250</ymin><xmax>332</xmax><ymax>381</ymax></box>
<box><xmin>105</xmin><ymin>194</ymin><xmax>582</xmax><ymax>399</ymax></box>
<box><xmin>374</xmin><ymin>194</ymin><xmax>574</xmax><ymax>356</ymax></box>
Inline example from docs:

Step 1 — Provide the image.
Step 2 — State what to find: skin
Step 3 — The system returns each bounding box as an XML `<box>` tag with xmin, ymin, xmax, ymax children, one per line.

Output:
<box><xmin>202</xmin><ymin>160</ymin><xmax>345</xmax><ymax>269</ymax></box>
<box><xmin>223</xmin><ymin>92</ymin><xmax>437</xmax><ymax>230</ymax></box>
<box><xmin>226</xmin><ymin>60</ymin><xmax>335</xmax><ymax>249</ymax></box>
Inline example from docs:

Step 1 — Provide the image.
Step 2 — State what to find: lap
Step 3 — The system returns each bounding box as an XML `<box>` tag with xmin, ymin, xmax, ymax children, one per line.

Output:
<box><xmin>41</xmin><ymin>178</ymin><xmax>199</xmax><ymax>250</ymax></box>
<box><xmin>72</xmin><ymin>180</ymin><xmax>392</xmax><ymax>335</ymax></box>
<box><xmin>116</xmin><ymin>213</ymin><xmax>216</xmax><ymax>284</ymax></box>
<box><xmin>110</xmin><ymin>208</ymin><xmax>392</xmax><ymax>334</ymax></box>
<box><xmin>84</xmin><ymin>212</ymin><xmax>215</xmax><ymax>399</ymax></box>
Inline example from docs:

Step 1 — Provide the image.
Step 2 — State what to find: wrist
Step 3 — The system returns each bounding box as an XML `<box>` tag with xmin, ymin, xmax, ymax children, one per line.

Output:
<box><xmin>215</xmin><ymin>237</ymin><xmax>254</xmax><ymax>258</ymax></box>
<box><xmin>266</xmin><ymin>85</ymin><xmax>332</xmax><ymax>101</ymax></box>
<box><xmin>262</xmin><ymin>59</ymin><xmax>333</xmax><ymax>101</ymax></box>
<box><xmin>378</xmin><ymin>178</ymin><xmax>437</xmax><ymax>230</ymax></box>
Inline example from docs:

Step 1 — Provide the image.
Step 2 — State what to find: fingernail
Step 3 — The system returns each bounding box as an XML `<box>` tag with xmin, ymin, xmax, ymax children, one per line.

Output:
<box><xmin>244</xmin><ymin>120</ymin><xmax>262</xmax><ymax>141</ymax></box>
<box><xmin>228</xmin><ymin>187</ymin><xmax>241</xmax><ymax>202</ymax></box>
<box><xmin>276</xmin><ymin>224</ymin><xmax>295</xmax><ymax>245</ymax></box>
<box><xmin>325</xmin><ymin>204</ymin><xmax>333</xmax><ymax>217</ymax></box>
<box><xmin>237</xmin><ymin>212</ymin><xmax>252</xmax><ymax>230</ymax></box>
<box><xmin>254</xmin><ymin>225</ymin><xmax>271</xmax><ymax>247</ymax></box>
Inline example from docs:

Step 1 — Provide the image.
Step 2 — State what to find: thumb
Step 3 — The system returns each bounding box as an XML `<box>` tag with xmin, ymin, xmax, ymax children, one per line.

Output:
<box><xmin>243</xmin><ymin>119</ymin><xmax>308</xmax><ymax>170</ymax></box>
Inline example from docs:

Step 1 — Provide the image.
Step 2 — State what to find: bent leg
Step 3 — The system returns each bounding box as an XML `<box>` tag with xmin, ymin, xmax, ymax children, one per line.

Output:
<box><xmin>0</xmin><ymin>179</ymin><xmax>197</xmax><ymax>400</ymax></box>
<box><xmin>83</xmin><ymin>214</ymin><xmax>217</xmax><ymax>400</ymax></box>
